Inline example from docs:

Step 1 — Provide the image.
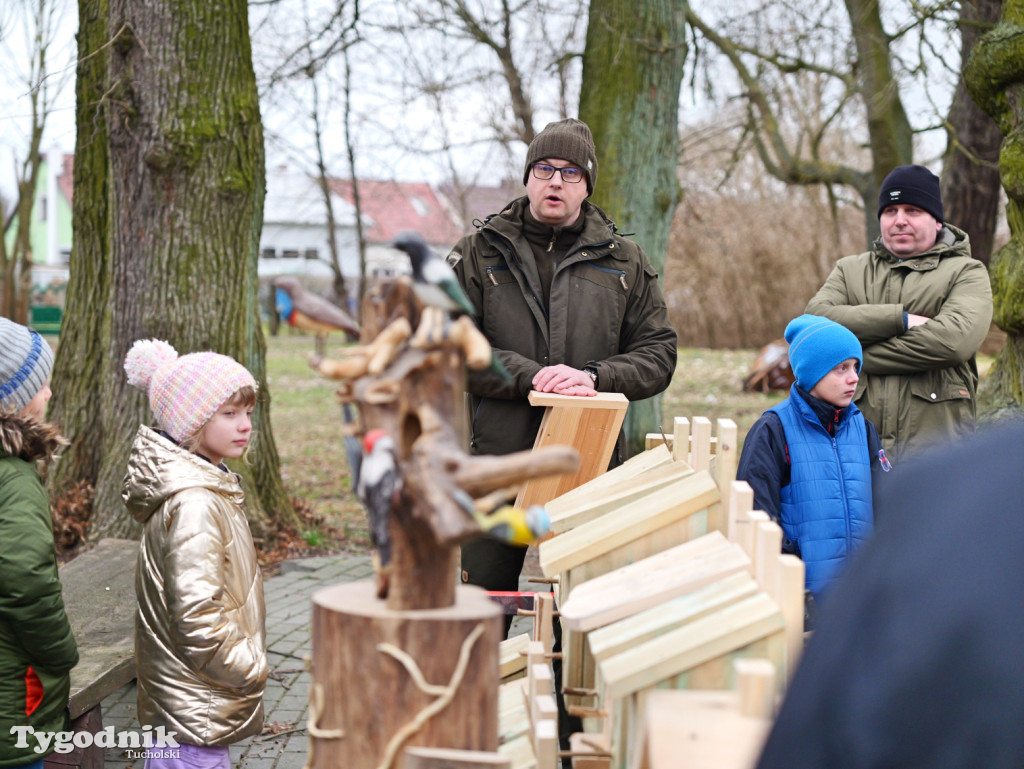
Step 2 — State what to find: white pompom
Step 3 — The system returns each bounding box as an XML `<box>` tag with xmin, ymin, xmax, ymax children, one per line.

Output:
<box><xmin>124</xmin><ymin>339</ymin><xmax>178</xmax><ymax>391</ymax></box>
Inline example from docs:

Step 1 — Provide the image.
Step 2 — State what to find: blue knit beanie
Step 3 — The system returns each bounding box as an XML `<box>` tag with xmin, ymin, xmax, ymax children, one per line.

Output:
<box><xmin>785</xmin><ymin>315</ymin><xmax>862</xmax><ymax>390</ymax></box>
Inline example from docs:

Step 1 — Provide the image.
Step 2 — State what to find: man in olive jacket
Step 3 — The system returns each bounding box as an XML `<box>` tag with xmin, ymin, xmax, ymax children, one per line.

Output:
<box><xmin>448</xmin><ymin>118</ymin><xmax>678</xmax><ymax>599</ymax></box>
<box><xmin>805</xmin><ymin>165</ymin><xmax>993</xmax><ymax>462</ymax></box>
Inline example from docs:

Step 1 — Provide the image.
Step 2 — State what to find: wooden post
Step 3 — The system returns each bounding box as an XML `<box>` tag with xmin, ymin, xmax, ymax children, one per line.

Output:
<box><xmin>309</xmin><ymin>582</ymin><xmax>502</xmax><ymax>769</ymax></box>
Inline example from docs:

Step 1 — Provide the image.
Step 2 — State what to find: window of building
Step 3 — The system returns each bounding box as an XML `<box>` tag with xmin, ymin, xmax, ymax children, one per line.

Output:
<box><xmin>282</xmin><ymin>249</ymin><xmax>300</xmax><ymax>259</ymax></box>
<box><xmin>262</xmin><ymin>247</ymin><xmax>277</xmax><ymax>259</ymax></box>
<box><xmin>304</xmin><ymin>248</ymin><xmax>319</xmax><ymax>260</ymax></box>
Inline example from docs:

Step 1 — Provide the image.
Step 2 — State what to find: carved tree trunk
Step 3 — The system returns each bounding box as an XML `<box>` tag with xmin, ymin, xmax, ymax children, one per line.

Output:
<box><xmin>49</xmin><ymin>0</ymin><xmax>296</xmax><ymax>539</ymax></box>
<box><xmin>579</xmin><ymin>0</ymin><xmax>687</xmax><ymax>458</ymax></box>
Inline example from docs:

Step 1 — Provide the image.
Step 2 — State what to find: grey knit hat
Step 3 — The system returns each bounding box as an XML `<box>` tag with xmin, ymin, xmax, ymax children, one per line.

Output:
<box><xmin>0</xmin><ymin>317</ymin><xmax>55</xmax><ymax>413</ymax></box>
<box><xmin>523</xmin><ymin>118</ymin><xmax>598</xmax><ymax>195</ymax></box>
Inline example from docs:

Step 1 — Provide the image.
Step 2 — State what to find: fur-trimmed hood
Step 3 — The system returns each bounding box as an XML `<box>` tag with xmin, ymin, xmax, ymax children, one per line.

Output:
<box><xmin>0</xmin><ymin>409</ymin><xmax>67</xmax><ymax>465</ymax></box>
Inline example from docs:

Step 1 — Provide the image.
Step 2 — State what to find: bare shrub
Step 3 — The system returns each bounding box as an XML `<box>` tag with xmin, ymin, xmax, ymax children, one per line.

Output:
<box><xmin>667</xmin><ymin>123</ymin><xmax>866</xmax><ymax>349</ymax></box>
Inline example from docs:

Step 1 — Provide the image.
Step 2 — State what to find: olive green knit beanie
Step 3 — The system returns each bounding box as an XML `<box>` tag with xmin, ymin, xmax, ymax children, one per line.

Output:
<box><xmin>523</xmin><ymin>118</ymin><xmax>598</xmax><ymax>195</ymax></box>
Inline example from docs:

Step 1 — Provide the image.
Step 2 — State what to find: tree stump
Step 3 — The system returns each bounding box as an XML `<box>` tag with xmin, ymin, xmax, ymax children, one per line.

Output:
<box><xmin>308</xmin><ymin>581</ymin><xmax>502</xmax><ymax>769</ymax></box>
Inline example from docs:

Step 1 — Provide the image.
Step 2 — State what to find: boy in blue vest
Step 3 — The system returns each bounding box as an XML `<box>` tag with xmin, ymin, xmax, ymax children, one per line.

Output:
<box><xmin>737</xmin><ymin>314</ymin><xmax>890</xmax><ymax>629</ymax></box>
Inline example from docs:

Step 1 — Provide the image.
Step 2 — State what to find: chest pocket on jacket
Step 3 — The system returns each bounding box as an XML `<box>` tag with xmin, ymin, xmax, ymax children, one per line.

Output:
<box><xmin>568</xmin><ymin>263</ymin><xmax>629</xmax><ymax>350</ymax></box>
<box><xmin>909</xmin><ymin>376</ymin><xmax>972</xmax><ymax>404</ymax></box>
<box><xmin>482</xmin><ymin>264</ymin><xmax>525</xmax><ymax>346</ymax></box>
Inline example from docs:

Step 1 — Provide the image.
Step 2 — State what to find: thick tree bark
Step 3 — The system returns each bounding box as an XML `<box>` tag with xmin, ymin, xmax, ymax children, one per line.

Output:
<box><xmin>942</xmin><ymin>0</ymin><xmax>1003</xmax><ymax>267</ymax></box>
<box><xmin>965</xmin><ymin>0</ymin><xmax>1024</xmax><ymax>408</ymax></box>
<box><xmin>50</xmin><ymin>0</ymin><xmax>295</xmax><ymax>539</ymax></box>
<box><xmin>843</xmin><ymin>0</ymin><xmax>914</xmax><ymax>244</ymax></box>
<box><xmin>579</xmin><ymin>0</ymin><xmax>686</xmax><ymax>458</ymax></box>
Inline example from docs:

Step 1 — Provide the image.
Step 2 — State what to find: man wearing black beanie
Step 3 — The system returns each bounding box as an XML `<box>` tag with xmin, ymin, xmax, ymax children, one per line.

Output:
<box><xmin>805</xmin><ymin>164</ymin><xmax>993</xmax><ymax>461</ymax></box>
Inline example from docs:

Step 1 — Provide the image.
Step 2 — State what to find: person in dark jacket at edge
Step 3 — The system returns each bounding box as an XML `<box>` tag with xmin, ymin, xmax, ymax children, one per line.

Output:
<box><xmin>447</xmin><ymin>118</ymin><xmax>678</xmax><ymax>764</ymax></box>
<box><xmin>0</xmin><ymin>318</ymin><xmax>78</xmax><ymax>769</ymax></box>
<box><xmin>737</xmin><ymin>315</ymin><xmax>890</xmax><ymax>630</ymax></box>
<box><xmin>755</xmin><ymin>418</ymin><xmax>1024</xmax><ymax>769</ymax></box>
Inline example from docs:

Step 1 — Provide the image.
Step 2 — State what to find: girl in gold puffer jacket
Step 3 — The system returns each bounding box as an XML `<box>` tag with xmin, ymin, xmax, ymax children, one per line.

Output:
<box><xmin>122</xmin><ymin>340</ymin><xmax>267</xmax><ymax>769</ymax></box>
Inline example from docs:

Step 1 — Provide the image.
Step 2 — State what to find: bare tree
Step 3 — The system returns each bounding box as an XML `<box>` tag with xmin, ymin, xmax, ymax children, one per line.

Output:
<box><xmin>686</xmin><ymin>0</ymin><xmax>961</xmax><ymax>245</ymax></box>
<box><xmin>0</xmin><ymin>0</ymin><xmax>72</xmax><ymax>321</ymax></box>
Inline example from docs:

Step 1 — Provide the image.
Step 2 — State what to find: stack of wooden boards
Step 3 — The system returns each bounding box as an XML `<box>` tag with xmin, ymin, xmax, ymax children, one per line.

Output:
<box><xmin>496</xmin><ymin>417</ymin><xmax>805</xmax><ymax>769</ymax></box>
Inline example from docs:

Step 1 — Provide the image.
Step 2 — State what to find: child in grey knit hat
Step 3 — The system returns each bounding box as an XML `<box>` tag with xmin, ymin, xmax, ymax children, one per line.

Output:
<box><xmin>0</xmin><ymin>316</ymin><xmax>55</xmax><ymax>419</ymax></box>
<box><xmin>0</xmin><ymin>318</ymin><xmax>79</xmax><ymax>768</ymax></box>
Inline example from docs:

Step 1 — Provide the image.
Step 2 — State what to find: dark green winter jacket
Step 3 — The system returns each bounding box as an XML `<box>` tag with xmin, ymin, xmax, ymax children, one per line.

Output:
<box><xmin>449</xmin><ymin>197</ymin><xmax>678</xmax><ymax>457</ymax></box>
<box><xmin>0</xmin><ymin>411</ymin><xmax>78</xmax><ymax>766</ymax></box>
<box><xmin>805</xmin><ymin>224</ymin><xmax>993</xmax><ymax>461</ymax></box>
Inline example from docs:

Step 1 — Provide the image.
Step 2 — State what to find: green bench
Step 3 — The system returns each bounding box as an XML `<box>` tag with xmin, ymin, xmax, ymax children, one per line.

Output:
<box><xmin>29</xmin><ymin>306</ymin><xmax>63</xmax><ymax>335</ymax></box>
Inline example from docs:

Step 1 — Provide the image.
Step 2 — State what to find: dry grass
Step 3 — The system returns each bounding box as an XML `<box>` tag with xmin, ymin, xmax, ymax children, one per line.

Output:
<box><xmin>264</xmin><ymin>333</ymin><xmax>785</xmax><ymax>550</ymax></box>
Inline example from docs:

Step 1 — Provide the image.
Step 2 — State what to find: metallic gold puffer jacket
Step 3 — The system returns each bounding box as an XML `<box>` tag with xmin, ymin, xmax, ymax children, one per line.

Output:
<box><xmin>122</xmin><ymin>425</ymin><xmax>267</xmax><ymax>746</ymax></box>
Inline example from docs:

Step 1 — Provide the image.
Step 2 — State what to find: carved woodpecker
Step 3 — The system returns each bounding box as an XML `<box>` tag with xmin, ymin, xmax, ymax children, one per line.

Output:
<box><xmin>355</xmin><ymin>429</ymin><xmax>401</xmax><ymax>567</ymax></box>
<box><xmin>391</xmin><ymin>230</ymin><xmax>477</xmax><ymax>318</ymax></box>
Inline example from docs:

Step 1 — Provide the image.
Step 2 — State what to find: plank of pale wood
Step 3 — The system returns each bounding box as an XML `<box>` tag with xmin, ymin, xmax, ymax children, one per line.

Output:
<box><xmin>499</xmin><ymin>680</ymin><xmax>532</xmax><ymax>745</ymax></box>
<box><xmin>777</xmin><ymin>554</ymin><xmax>805</xmax><ymax>681</ymax></box>
<box><xmin>497</xmin><ymin>734</ymin><xmax>536</xmax><ymax>769</ymax></box>
<box><xmin>534</xmin><ymin>592</ymin><xmax>554</xmax><ymax>650</ymax></box>
<box><xmin>539</xmin><ymin>471</ymin><xmax>720</xmax><ymax>577</ymax></box>
<box><xmin>690</xmin><ymin>417</ymin><xmax>713</xmax><ymax>472</ymax></box>
<box><xmin>598</xmin><ymin>593</ymin><xmax>785</xmax><ymax>699</ymax></box>
<box><xmin>569</xmin><ymin>732</ymin><xmax>612</xmax><ymax>769</ymax></box>
<box><xmin>728</xmin><ymin>481</ymin><xmax>754</xmax><ymax>545</ymax></box>
<box><xmin>500</xmin><ymin>633</ymin><xmax>530</xmax><ymax>681</ymax></box>
<box><xmin>586</xmin><ymin>572</ymin><xmax>761</xmax><ymax>663</ymax></box>
<box><xmin>559</xmin><ymin>537</ymin><xmax>752</xmax><ymax>632</ymax></box>
<box><xmin>754</xmin><ymin>520</ymin><xmax>783</xmax><ymax>597</ymax></box>
<box><xmin>547</xmin><ymin>443</ymin><xmax>672</xmax><ymax>521</ymax></box>
<box><xmin>547</xmin><ymin>461</ymin><xmax>695</xmax><ymax>535</ymax></box>
<box><xmin>672</xmin><ymin>417</ymin><xmax>690</xmax><ymax>463</ymax></box>
<box><xmin>633</xmin><ymin>690</ymin><xmax>771</xmax><ymax>769</ymax></box>
<box><xmin>734</xmin><ymin>658</ymin><xmax>776</xmax><ymax>718</ymax></box>
<box><xmin>713</xmin><ymin>419</ymin><xmax>739</xmax><ymax>529</ymax></box>
<box><xmin>403</xmin><ymin>746</ymin><xmax>512</xmax><ymax>769</ymax></box>
<box><xmin>515</xmin><ymin>392</ymin><xmax>629</xmax><ymax>509</ymax></box>
<box><xmin>534</xmin><ymin>719</ymin><xmax>558</xmax><ymax>769</ymax></box>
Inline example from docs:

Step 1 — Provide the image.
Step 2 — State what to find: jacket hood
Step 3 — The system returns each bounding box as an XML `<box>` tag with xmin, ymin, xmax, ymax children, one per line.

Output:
<box><xmin>0</xmin><ymin>408</ymin><xmax>66</xmax><ymax>464</ymax></box>
<box><xmin>122</xmin><ymin>425</ymin><xmax>245</xmax><ymax>524</ymax></box>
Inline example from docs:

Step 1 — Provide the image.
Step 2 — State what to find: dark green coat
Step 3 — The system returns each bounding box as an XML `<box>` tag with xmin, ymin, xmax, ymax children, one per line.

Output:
<box><xmin>0</xmin><ymin>412</ymin><xmax>78</xmax><ymax>766</ymax></box>
<box><xmin>805</xmin><ymin>224</ymin><xmax>993</xmax><ymax>461</ymax></box>
<box><xmin>449</xmin><ymin>197</ymin><xmax>678</xmax><ymax>457</ymax></box>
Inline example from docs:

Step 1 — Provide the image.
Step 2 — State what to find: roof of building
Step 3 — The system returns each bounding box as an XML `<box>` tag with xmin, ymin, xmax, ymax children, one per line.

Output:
<box><xmin>330</xmin><ymin>179</ymin><xmax>463</xmax><ymax>248</ymax></box>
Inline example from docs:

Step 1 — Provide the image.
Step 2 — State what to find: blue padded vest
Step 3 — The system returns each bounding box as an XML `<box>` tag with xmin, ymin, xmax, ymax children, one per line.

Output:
<box><xmin>770</xmin><ymin>388</ymin><xmax>874</xmax><ymax>598</ymax></box>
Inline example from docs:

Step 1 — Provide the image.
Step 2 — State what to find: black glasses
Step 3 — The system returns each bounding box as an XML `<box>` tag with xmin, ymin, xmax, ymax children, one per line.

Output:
<box><xmin>531</xmin><ymin>163</ymin><xmax>585</xmax><ymax>184</ymax></box>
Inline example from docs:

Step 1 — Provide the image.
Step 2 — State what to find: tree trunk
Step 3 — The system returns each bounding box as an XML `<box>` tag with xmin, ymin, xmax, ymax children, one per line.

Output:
<box><xmin>843</xmin><ymin>0</ymin><xmax>915</xmax><ymax>244</ymax></box>
<box><xmin>941</xmin><ymin>0</ymin><xmax>1003</xmax><ymax>267</ymax></box>
<box><xmin>965</xmin><ymin>0</ymin><xmax>1024</xmax><ymax>409</ymax></box>
<box><xmin>49</xmin><ymin>0</ymin><xmax>295</xmax><ymax>540</ymax></box>
<box><xmin>579</xmin><ymin>0</ymin><xmax>686</xmax><ymax>458</ymax></box>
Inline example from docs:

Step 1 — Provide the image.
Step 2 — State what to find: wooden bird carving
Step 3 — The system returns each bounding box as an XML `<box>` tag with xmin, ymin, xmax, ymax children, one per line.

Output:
<box><xmin>273</xmin><ymin>276</ymin><xmax>360</xmax><ymax>354</ymax></box>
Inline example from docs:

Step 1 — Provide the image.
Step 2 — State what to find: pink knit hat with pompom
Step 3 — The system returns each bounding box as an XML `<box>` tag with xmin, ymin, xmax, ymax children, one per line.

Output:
<box><xmin>124</xmin><ymin>339</ymin><xmax>257</xmax><ymax>441</ymax></box>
